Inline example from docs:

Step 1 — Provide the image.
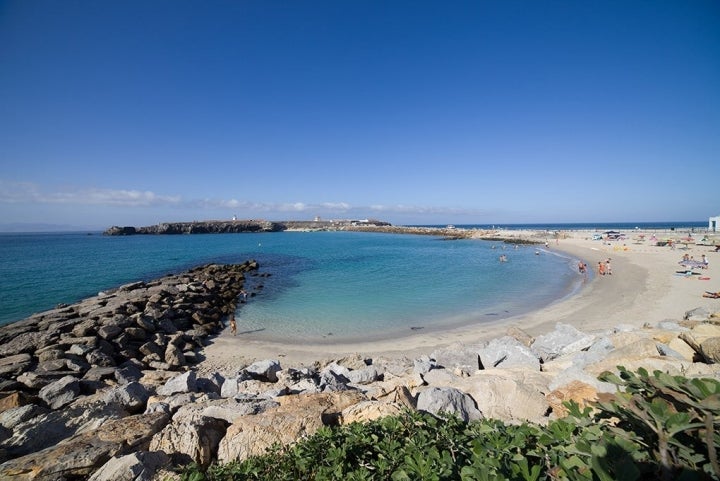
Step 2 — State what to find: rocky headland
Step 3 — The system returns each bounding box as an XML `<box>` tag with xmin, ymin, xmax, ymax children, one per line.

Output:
<box><xmin>102</xmin><ymin>220</ymin><xmax>546</xmax><ymax>244</ymax></box>
<box><xmin>1</xmin><ymin>260</ymin><xmax>720</xmax><ymax>480</ymax></box>
<box><xmin>103</xmin><ymin>219</ymin><xmax>391</xmax><ymax>236</ymax></box>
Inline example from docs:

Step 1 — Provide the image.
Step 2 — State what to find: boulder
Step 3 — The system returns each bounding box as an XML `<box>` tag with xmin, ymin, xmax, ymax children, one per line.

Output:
<box><xmin>531</xmin><ymin>323</ymin><xmax>595</xmax><ymax>362</ymax></box>
<box><xmin>200</xmin><ymin>399</ymin><xmax>279</xmax><ymax>423</ymax></box>
<box><xmin>149</xmin><ymin>406</ymin><xmax>228</xmax><ymax>467</ymax></box>
<box><xmin>546</xmin><ymin>381</ymin><xmax>602</xmax><ymax>418</ymax></box>
<box><xmin>164</xmin><ymin>343</ymin><xmax>186</xmax><ymax>368</ymax></box>
<box><xmin>0</xmin><ymin>412</ymin><xmax>168</xmax><ymax>480</ymax></box>
<box><xmin>0</xmin><ymin>404</ymin><xmax>48</xmax><ymax>430</ymax></box>
<box><xmin>460</xmin><ymin>371</ymin><xmax>550</xmax><ymax>424</ymax></box>
<box><xmin>478</xmin><ymin>336</ymin><xmax>540</xmax><ymax>370</ymax></box>
<box><xmin>217</xmin><ymin>391</ymin><xmax>366</xmax><ymax>463</ymax></box>
<box><xmin>700</xmin><ymin>337</ymin><xmax>720</xmax><ymax>363</ymax></box>
<box><xmin>685</xmin><ymin>307</ymin><xmax>711</xmax><ymax>322</ymax></box>
<box><xmin>416</xmin><ymin>387</ymin><xmax>483</xmax><ymax>422</ymax></box>
<box><xmin>88</xmin><ymin>451</ymin><xmax>169</xmax><ymax>481</ymax></box>
<box><xmin>243</xmin><ymin>359</ymin><xmax>282</xmax><ymax>382</ymax></box>
<box><xmin>104</xmin><ymin>382</ymin><xmax>150</xmax><ymax>413</ymax></box>
<box><xmin>115</xmin><ymin>362</ymin><xmax>143</xmax><ymax>385</ymax></box>
<box><xmin>0</xmin><ymin>354</ymin><xmax>33</xmax><ymax>377</ymax></box>
<box><xmin>667</xmin><ymin>337</ymin><xmax>698</xmax><ymax>361</ymax></box>
<box><xmin>341</xmin><ymin>400</ymin><xmax>404</xmax><ymax>424</ymax></box>
<box><xmin>429</xmin><ymin>343</ymin><xmax>483</xmax><ymax>371</ymax></box>
<box><xmin>156</xmin><ymin>371</ymin><xmax>197</xmax><ymax>396</ymax></box>
<box><xmin>347</xmin><ymin>365</ymin><xmax>382</xmax><ymax>385</ymax></box>
<box><xmin>39</xmin><ymin>376</ymin><xmax>80</xmax><ymax>409</ymax></box>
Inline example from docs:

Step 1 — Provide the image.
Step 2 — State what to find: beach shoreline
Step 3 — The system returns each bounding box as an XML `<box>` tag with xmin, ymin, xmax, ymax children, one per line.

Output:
<box><xmin>199</xmin><ymin>229</ymin><xmax>720</xmax><ymax>371</ymax></box>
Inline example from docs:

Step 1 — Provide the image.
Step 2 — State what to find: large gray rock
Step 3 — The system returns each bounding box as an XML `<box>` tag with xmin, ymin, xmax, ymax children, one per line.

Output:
<box><xmin>88</xmin><ymin>451</ymin><xmax>169</xmax><ymax>481</ymax></box>
<box><xmin>460</xmin><ymin>371</ymin><xmax>551</xmax><ymax>424</ymax></box>
<box><xmin>156</xmin><ymin>371</ymin><xmax>197</xmax><ymax>396</ymax></box>
<box><xmin>347</xmin><ymin>365</ymin><xmax>382</xmax><ymax>385</ymax></box>
<box><xmin>243</xmin><ymin>360</ymin><xmax>282</xmax><ymax>383</ymax></box>
<box><xmin>416</xmin><ymin>387</ymin><xmax>483</xmax><ymax>422</ymax></box>
<box><xmin>0</xmin><ymin>353</ymin><xmax>33</xmax><ymax>377</ymax></box>
<box><xmin>531</xmin><ymin>323</ymin><xmax>595</xmax><ymax>362</ymax></box>
<box><xmin>200</xmin><ymin>399</ymin><xmax>280</xmax><ymax>423</ymax></box>
<box><xmin>164</xmin><ymin>343</ymin><xmax>186</xmax><ymax>368</ymax></box>
<box><xmin>685</xmin><ymin>307</ymin><xmax>711</xmax><ymax>322</ymax></box>
<box><xmin>478</xmin><ymin>336</ymin><xmax>540</xmax><ymax>370</ymax></box>
<box><xmin>149</xmin><ymin>406</ymin><xmax>229</xmax><ymax>467</ymax></box>
<box><xmin>0</xmin><ymin>412</ymin><xmax>169</xmax><ymax>480</ymax></box>
<box><xmin>429</xmin><ymin>344</ymin><xmax>483</xmax><ymax>372</ymax></box>
<box><xmin>0</xmin><ymin>404</ymin><xmax>48</xmax><ymax>430</ymax></box>
<box><xmin>700</xmin><ymin>337</ymin><xmax>720</xmax><ymax>363</ymax></box>
<box><xmin>104</xmin><ymin>382</ymin><xmax>150</xmax><ymax>413</ymax></box>
<box><xmin>318</xmin><ymin>369</ymin><xmax>351</xmax><ymax>392</ymax></box>
<box><xmin>0</xmin><ymin>399</ymin><xmax>130</xmax><ymax>461</ymax></box>
<box><xmin>39</xmin><ymin>375</ymin><xmax>81</xmax><ymax>409</ymax></box>
<box><xmin>217</xmin><ymin>391</ymin><xmax>366</xmax><ymax>463</ymax></box>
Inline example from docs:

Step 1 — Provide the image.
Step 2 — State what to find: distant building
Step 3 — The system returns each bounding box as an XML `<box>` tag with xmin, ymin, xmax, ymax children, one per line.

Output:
<box><xmin>710</xmin><ymin>215</ymin><xmax>720</xmax><ymax>232</ymax></box>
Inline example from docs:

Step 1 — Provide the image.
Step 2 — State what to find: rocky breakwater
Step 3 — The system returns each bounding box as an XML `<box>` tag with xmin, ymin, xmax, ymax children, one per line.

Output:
<box><xmin>2</xmin><ymin>297</ymin><xmax>720</xmax><ymax>479</ymax></box>
<box><xmin>0</xmin><ymin>261</ymin><xmax>258</xmax><ymax>480</ymax></box>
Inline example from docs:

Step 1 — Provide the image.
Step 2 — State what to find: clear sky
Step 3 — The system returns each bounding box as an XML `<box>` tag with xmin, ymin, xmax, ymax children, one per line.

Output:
<box><xmin>1</xmin><ymin>1</ymin><xmax>718</xmax><ymax>230</ymax></box>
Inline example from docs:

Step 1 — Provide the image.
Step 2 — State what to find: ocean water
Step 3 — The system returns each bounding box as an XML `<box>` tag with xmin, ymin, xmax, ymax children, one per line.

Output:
<box><xmin>0</xmin><ymin>230</ymin><xmax>583</xmax><ymax>342</ymax></box>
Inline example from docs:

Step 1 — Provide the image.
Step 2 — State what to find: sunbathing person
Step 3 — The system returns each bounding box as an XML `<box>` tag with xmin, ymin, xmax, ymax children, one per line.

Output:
<box><xmin>703</xmin><ymin>291</ymin><xmax>720</xmax><ymax>299</ymax></box>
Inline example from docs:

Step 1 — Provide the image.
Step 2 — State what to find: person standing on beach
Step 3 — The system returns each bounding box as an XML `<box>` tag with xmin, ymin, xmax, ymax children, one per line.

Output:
<box><xmin>605</xmin><ymin>259</ymin><xmax>612</xmax><ymax>275</ymax></box>
<box><xmin>229</xmin><ymin>314</ymin><xmax>237</xmax><ymax>336</ymax></box>
<box><xmin>598</xmin><ymin>261</ymin><xmax>605</xmax><ymax>276</ymax></box>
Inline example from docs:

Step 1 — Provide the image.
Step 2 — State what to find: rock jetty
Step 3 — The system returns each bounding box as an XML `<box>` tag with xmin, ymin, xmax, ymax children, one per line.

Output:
<box><xmin>1</xmin><ymin>262</ymin><xmax>720</xmax><ymax>480</ymax></box>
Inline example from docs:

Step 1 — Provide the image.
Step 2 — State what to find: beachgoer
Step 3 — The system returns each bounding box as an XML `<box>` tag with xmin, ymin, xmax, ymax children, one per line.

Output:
<box><xmin>703</xmin><ymin>291</ymin><xmax>720</xmax><ymax>299</ymax></box>
<box><xmin>598</xmin><ymin>261</ymin><xmax>606</xmax><ymax>276</ymax></box>
<box><xmin>578</xmin><ymin>261</ymin><xmax>584</xmax><ymax>274</ymax></box>
<box><xmin>702</xmin><ymin>255</ymin><xmax>709</xmax><ymax>268</ymax></box>
<box><xmin>229</xmin><ymin>315</ymin><xmax>237</xmax><ymax>335</ymax></box>
<box><xmin>240</xmin><ymin>289</ymin><xmax>248</xmax><ymax>300</ymax></box>
<box><xmin>605</xmin><ymin>259</ymin><xmax>612</xmax><ymax>275</ymax></box>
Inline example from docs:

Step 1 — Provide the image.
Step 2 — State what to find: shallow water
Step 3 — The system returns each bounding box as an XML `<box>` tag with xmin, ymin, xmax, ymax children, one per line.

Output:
<box><xmin>0</xmin><ymin>231</ymin><xmax>582</xmax><ymax>342</ymax></box>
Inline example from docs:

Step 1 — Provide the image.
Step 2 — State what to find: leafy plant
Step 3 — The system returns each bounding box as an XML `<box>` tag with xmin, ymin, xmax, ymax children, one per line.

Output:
<box><xmin>596</xmin><ymin>366</ymin><xmax>720</xmax><ymax>481</ymax></box>
<box><xmin>179</xmin><ymin>367</ymin><xmax>720</xmax><ymax>481</ymax></box>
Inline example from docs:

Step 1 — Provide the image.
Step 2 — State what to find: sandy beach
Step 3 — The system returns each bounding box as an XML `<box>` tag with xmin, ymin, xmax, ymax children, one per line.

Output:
<box><xmin>199</xmin><ymin>230</ymin><xmax>720</xmax><ymax>372</ymax></box>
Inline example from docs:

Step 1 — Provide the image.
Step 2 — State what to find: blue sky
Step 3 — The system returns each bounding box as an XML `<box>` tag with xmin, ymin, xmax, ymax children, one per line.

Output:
<box><xmin>1</xmin><ymin>1</ymin><xmax>719</xmax><ymax>230</ymax></box>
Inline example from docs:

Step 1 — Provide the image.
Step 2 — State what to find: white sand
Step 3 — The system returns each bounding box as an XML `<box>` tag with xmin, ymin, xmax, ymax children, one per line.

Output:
<box><xmin>198</xmin><ymin>230</ymin><xmax>720</xmax><ymax>372</ymax></box>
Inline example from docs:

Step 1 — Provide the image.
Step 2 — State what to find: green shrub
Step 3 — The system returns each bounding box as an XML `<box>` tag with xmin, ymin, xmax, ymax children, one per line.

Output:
<box><xmin>180</xmin><ymin>368</ymin><xmax>720</xmax><ymax>481</ymax></box>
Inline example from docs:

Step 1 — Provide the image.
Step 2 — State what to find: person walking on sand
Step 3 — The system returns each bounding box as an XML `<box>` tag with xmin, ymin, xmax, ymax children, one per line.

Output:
<box><xmin>598</xmin><ymin>261</ymin><xmax>605</xmax><ymax>276</ymax></box>
<box><xmin>229</xmin><ymin>314</ymin><xmax>237</xmax><ymax>336</ymax></box>
<box><xmin>605</xmin><ymin>258</ymin><xmax>612</xmax><ymax>275</ymax></box>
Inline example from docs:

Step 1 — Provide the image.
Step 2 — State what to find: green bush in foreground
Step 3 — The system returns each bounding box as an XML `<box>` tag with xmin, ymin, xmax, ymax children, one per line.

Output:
<box><xmin>181</xmin><ymin>368</ymin><xmax>720</xmax><ymax>481</ymax></box>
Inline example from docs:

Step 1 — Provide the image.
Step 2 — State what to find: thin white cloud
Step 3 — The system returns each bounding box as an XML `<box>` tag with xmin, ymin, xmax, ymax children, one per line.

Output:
<box><xmin>0</xmin><ymin>181</ymin><xmax>180</xmax><ymax>206</ymax></box>
<box><xmin>0</xmin><ymin>180</ymin><xmax>487</xmax><ymax>219</ymax></box>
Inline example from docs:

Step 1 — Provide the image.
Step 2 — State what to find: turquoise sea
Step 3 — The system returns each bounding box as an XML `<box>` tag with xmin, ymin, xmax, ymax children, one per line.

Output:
<box><xmin>0</xmin><ymin>230</ymin><xmax>587</xmax><ymax>343</ymax></box>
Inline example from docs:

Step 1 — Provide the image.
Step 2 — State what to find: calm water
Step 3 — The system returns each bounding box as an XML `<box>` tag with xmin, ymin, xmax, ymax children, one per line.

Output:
<box><xmin>0</xmin><ymin>231</ymin><xmax>584</xmax><ymax>342</ymax></box>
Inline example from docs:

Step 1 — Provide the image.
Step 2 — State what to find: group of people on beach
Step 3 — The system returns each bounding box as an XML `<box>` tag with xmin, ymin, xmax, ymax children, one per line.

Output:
<box><xmin>597</xmin><ymin>258</ymin><xmax>612</xmax><ymax>276</ymax></box>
